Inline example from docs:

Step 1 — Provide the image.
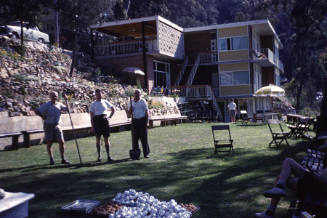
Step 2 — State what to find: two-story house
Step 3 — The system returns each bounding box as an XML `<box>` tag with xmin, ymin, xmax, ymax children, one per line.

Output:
<box><xmin>90</xmin><ymin>16</ymin><xmax>284</xmax><ymax>122</ymax></box>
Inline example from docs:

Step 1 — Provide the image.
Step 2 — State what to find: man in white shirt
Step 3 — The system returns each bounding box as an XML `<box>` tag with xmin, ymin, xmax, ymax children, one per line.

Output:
<box><xmin>90</xmin><ymin>89</ymin><xmax>115</xmax><ymax>162</ymax></box>
<box><xmin>36</xmin><ymin>91</ymin><xmax>70</xmax><ymax>165</ymax></box>
<box><xmin>227</xmin><ymin>99</ymin><xmax>237</xmax><ymax>123</ymax></box>
<box><xmin>128</xmin><ymin>89</ymin><xmax>150</xmax><ymax>159</ymax></box>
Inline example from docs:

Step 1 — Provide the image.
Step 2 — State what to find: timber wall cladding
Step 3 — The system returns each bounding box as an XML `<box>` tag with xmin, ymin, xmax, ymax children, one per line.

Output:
<box><xmin>157</xmin><ymin>21</ymin><xmax>184</xmax><ymax>59</ymax></box>
<box><xmin>218</xmin><ymin>26</ymin><xmax>248</xmax><ymax>38</ymax></box>
<box><xmin>219</xmin><ymin>63</ymin><xmax>249</xmax><ymax>72</ymax></box>
<box><xmin>219</xmin><ymin>50</ymin><xmax>249</xmax><ymax>61</ymax></box>
<box><xmin>220</xmin><ymin>85</ymin><xmax>250</xmax><ymax>96</ymax></box>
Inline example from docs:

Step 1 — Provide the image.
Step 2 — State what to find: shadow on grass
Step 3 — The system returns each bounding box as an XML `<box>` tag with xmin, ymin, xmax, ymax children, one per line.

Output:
<box><xmin>0</xmin><ymin>141</ymin><xmax>309</xmax><ymax>218</ymax></box>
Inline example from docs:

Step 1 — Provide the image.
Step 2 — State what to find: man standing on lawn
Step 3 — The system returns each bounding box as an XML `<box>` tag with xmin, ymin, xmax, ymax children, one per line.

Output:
<box><xmin>228</xmin><ymin>99</ymin><xmax>237</xmax><ymax>123</ymax></box>
<box><xmin>36</xmin><ymin>91</ymin><xmax>70</xmax><ymax>165</ymax></box>
<box><xmin>128</xmin><ymin>89</ymin><xmax>150</xmax><ymax>159</ymax></box>
<box><xmin>90</xmin><ymin>89</ymin><xmax>115</xmax><ymax>162</ymax></box>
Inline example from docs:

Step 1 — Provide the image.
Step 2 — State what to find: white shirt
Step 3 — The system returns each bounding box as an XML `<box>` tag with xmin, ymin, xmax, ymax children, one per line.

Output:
<box><xmin>90</xmin><ymin>100</ymin><xmax>114</xmax><ymax>116</ymax></box>
<box><xmin>228</xmin><ymin>102</ymin><xmax>236</xmax><ymax>111</ymax></box>
<box><xmin>129</xmin><ymin>99</ymin><xmax>148</xmax><ymax>119</ymax></box>
<box><xmin>38</xmin><ymin>101</ymin><xmax>67</xmax><ymax>124</ymax></box>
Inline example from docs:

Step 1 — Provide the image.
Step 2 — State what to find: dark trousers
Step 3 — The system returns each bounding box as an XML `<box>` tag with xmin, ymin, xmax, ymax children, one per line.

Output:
<box><xmin>132</xmin><ymin>117</ymin><xmax>150</xmax><ymax>157</ymax></box>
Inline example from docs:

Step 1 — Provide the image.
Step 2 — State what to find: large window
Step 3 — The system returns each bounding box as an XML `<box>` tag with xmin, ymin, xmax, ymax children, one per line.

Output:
<box><xmin>218</xmin><ymin>36</ymin><xmax>248</xmax><ymax>51</ymax></box>
<box><xmin>153</xmin><ymin>61</ymin><xmax>170</xmax><ymax>88</ymax></box>
<box><xmin>219</xmin><ymin>71</ymin><xmax>249</xmax><ymax>86</ymax></box>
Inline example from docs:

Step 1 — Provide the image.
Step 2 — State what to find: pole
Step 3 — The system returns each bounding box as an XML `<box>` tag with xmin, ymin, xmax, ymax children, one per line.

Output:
<box><xmin>65</xmin><ymin>98</ymin><xmax>83</xmax><ymax>164</ymax></box>
<box><xmin>130</xmin><ymin>96</ymin><xmax>133</xmax><ymax>149</ymax></box>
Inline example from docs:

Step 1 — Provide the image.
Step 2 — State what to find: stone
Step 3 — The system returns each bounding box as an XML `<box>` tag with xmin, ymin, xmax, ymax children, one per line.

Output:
<box><xmin>0</xmin><ymin>68</ymin><xmax>8</xmax><ymax>79</ymax></box>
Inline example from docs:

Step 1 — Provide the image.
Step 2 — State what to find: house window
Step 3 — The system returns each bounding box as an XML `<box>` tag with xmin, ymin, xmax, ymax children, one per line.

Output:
<box><xmin>218</xmin><ymin>36</ymin><xmax>248</xmax><ymax>51</ymax></box>
<box><xmin>153</xmin><ymin>61</ymin><xmax>170</xmax><ymax>88</ymax></box>
<box><xmin>219</xmin><ymin>71</ymin><xmax>249</xmax><ymax>86</ymax></box>
<box><xmin>231</xmin><ymin>36</ymin><xmax>248</xmax><ymax>50</ymax></box>
<box><xmin>218</xmin><ymin>38</ymin><xmax>230</xmax><ymax>50</ymax></box>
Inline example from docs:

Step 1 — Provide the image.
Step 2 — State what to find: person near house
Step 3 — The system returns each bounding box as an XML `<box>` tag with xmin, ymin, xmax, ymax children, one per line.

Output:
<box><xmin>128</xmin><ymin>89</ymin><xmax>150</xmax><ymax>159</ymax></box>
<box><xmin>255</xmin><ymin>157</ymin><xmax>327</xmax><ymax>218</ymax></box>
<box><xmin>89</xmin><ymin>89</ymin><xmax>115</xmax><ymax>162</ymax></box>
<box><xmin>227</xmin><ymin>99</ymin><xmax>237</xmax><ymax>122</ymax></box>
<box><xmin>36</xmin><ymin>91</ymin><xmax>70</xmax><ymax>165</ymax></box>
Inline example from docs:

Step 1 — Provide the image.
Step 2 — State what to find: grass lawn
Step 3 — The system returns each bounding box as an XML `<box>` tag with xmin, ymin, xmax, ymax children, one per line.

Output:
<box><xmin>0</xmin><ymin>122</ymin><xmax>312</xmax><ymax>218</ymax></box>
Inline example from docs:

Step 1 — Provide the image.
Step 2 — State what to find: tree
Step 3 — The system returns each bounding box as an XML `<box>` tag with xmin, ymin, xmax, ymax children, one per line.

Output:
<box><xmin>237</xmin><ymin>0</ymin><xmax>327</xmax><ymax>111</ymax></box>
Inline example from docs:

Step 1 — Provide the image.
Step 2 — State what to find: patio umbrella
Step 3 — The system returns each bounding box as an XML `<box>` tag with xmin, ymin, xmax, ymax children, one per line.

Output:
<box><xmin>122</xmin><ymin>67</ymin><xmax>145</xmax><ymax>76</ymax></box>
<box><xmin>254</xmin><ymin>84</ymin><xmax>285</xmax><ymax>97</ymax></box>
<box><xmin>254</xmin><ymin>85</ymin><xmax>285</xmax><ymax>122</ymax></box>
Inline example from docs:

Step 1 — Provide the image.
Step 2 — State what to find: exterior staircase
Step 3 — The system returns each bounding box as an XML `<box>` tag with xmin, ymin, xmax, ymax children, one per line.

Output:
<box><xmin>186</xmin><ymin>54</ymin><xmax>200</xmax><ymax>86</ymax></box>
<box><xmin>174</xmin><ymin>56</ymin><xmax>188</xmax><ymax>86</ymax></box>
<box><xmin>209</xmin><ymin>85</ymin><xmax>223</xmax><ymax>121</ymax></box>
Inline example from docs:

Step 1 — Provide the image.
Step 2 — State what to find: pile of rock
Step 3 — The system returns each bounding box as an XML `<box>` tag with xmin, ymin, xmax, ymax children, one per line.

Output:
<box><xmin>0</xmin><ymin>38</ymin><xmax>139</xmax><ymax>116</ymax></box>
<box><xmin>0</xmin><ymin>37</ymin><xmax>180</xmax><ymax>118</ymax></box>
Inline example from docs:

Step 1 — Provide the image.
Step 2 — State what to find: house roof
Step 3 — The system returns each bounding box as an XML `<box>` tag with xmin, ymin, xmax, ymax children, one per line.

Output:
<box><xmin>184</xmin><ymin>19</ymin><xmax>283</xmax><ymax>48</ymax></box>
<box><xmin>90</xmin><ymin>16</ymin><xmax>282</xmax><ymax>48</ymax></box>
<box><xmin>90</xmin><ymin>15</ymin><xmax>183</xmax><ymax>38</ymax></box>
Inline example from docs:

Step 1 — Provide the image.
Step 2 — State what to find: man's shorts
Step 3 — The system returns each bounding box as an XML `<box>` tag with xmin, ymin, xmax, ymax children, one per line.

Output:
<box><xmin>93</xmin><ymin>114</ymin><xmax>110</xmax><ymax>137</ymax></box>
<box><xmin>230</xmin><ymin>110</ymin><xmax>236</xmax><ymax>117</ymax></box>
<box><xmin>44</xmin><ymin>123</ymin><xmax>64</xmax><ymax>143</ymax></box>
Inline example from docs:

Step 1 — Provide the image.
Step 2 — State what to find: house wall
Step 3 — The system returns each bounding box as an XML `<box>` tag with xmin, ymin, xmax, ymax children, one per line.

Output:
<box><xmin>220</xmin><ymin>85</ymin><xmax>250</xmax><ymax>96</ymax></box>
<box><xmin>157</xmin><ymin>21</ymin><xmax>184</xmax><ymax>59</ymax></box>
<box><xmin>260</xmin><ymin>35</ymin><xmax>273</xmax><ymax>50</ymax></box>
<box><xmin>219</xmin><ymin>63</ymin><xmax>249</xmax><ymax>71</ymax></box>
<box><xmin>184</xmin><ymin>31</ymin><xmax>211</xmax><ymax>59</ymax></box>
<box><xmin>219</xmin><ymin>50</ymin><xmax>249</xmax><ymax>61</ymax></box>
<box><xmin>262</xmin><ymin>67</ymin><xmax>274</xmax><ymax>85</ymax></box>
<box><xmin>218</xmin><ymin>26</ymin><xmax>248</xmax><ymax>38</ymax></box>
<box><xmin>219</xmin><ymin>62</ymin><xmax>250</xmax><ymax>96</ymax></box>
<box><xmin>193</xmin><ymin>65</ymin><xmax>218</xmax><ymax>85</ymax></box>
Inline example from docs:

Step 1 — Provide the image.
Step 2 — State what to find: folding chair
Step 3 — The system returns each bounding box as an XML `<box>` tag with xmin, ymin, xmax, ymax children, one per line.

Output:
<box><xmin>295</xmin><ymin>117</ymin><xmax>313</xmax><ymax>139</ymax></box>
<box><xmin>211</xmin><ymin>125</ymin><xmax>233</xmax><ymax>154</ymax></box>
<box><xmin>267</xmin><ymin>119</ymin><xmax>290</xmax><ymax>148</ymax></box>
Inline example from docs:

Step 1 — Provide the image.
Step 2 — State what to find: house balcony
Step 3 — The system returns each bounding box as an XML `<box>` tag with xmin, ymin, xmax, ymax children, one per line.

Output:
<box><xmin>94</xmin><ymin>40</ymin><xmax>159</xmax><ymax>58</ymax></box>
<box><xmin>252</xmin><ymin>48</ymin><xmax>284</xmax><ymax>72</ymax></box>
<box><xmin>170</xmin><ymin>85</ymin><xmax>215</xmax><ymax>100</ymax></box>
<box><xmin>199</xmin><ymin>52</ymin><xmax>218</xmax><ymax>65</ymax></box>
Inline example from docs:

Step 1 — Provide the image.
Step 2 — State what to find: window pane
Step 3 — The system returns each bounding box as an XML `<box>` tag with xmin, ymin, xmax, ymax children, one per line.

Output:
<box><xmin>233</xmin><ymin>71</ymin><xmax>249</xmax><ymax>85</ymax></box>
<box><xmin>218</xmin><ymin>38</ymin><xmax>228</xmax><ymax>50</ymax></box>
<box><xmin>157</xmin><ymin>63</ymin><xmax>166</xmax><ymax>72</ymax></box>
<box><xmin>232</xmin><ymin>36</ymin><xmax>248</xmax><ymax>50</ymax></box>
<box><xmin>219</xmin><ymin>72</ymin><xmax>233</xmax><ymax>85</ymax></box>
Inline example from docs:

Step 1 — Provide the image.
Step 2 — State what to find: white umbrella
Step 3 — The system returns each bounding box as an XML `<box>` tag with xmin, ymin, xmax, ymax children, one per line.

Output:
<box><xmin>254</xmin><ymin>84</ymin><xmax>285</xmax><ymax>97</ymax></box>
<box><xmin>254</xmin><ymin>85</ymin><xmax>285</xmax><ymax>122</ymax></box>
<box><xmin>122</xmin><ymin>67</ymin><xmax>145</xmax><ymax>76</ymax></box>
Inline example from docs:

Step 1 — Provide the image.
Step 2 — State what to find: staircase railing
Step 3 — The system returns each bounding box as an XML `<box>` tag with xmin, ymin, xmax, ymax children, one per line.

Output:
<box><xmin>170</xmin><ymin>84</ymin><xmax>223</xmax><ymax>121</ymax></box>
<box><xmin>186</xmin><ymin>54</ymin><xmax>200</xmax><ymax>86</ymax></box>
<box><xmin>174</xmin><ymin>56</ymin><xmax>188</xmax><ymax>86</ymax></box>
<box><xmin>208</xmin><ymin>85</ymin><xmax>223</xmax><ymax>121</ymax></box>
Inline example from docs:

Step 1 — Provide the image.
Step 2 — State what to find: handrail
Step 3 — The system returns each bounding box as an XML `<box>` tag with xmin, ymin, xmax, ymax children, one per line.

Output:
<box><xmin>174</xmin><ymin>56</ymin><xmax>189</xmax><ymax>86</ymax></box>
<box><xmin>186</xmin><ymin>54</ymin><xmax>200</xmax><ymax>86</ymax></box>
<box><xmin>94</xmin><ymin>39</ymin><xmax>158</xmax><ymax>56</ymax></box>
<box><xmin>252</xmin><ymin>48</ymin><xmax>284</xmax><ymax>72</ymax></box>
<box><xmin>170</xmin><ymin>84</ymin><xmax>222</xmax><ymax>120</ymax></box>
<box><xmin>199</xmin><ymin>52</ymin><xmax>218</xmax><ymax>64</ymax></box>
<box><xmin>171</xmin><ymin>84</ymin><xmax>211</xmax><ymax>89</ymax></box>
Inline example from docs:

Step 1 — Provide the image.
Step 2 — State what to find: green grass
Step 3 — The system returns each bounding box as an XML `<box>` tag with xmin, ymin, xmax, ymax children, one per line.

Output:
<box><xmin>0</xmin><ymin>123</ymin><xmax>311</xmax><ymax>218</ymax></box>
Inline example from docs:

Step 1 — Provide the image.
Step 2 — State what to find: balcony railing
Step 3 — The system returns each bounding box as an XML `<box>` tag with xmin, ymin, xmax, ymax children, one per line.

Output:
<box><xmin>94</xmin><ymin>40</ymin><xmax>158</xmax><ymax>57</ymax></box>
<box><xmin>170</xmin><ymin>85</ymin><xmax>214</xmax><ymax>99</ymax></box>
<box><xmin>252</xmin><ymin>48</ymin><xmax>284</xmax><ymax>72</ymax></box>
<box><xmin>199</xmin><ymin>52</ymin><xmax>218</xmax><ymax>64</ymax></box>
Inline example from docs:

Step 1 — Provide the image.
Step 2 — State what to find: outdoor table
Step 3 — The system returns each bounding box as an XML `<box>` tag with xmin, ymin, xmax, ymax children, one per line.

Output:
<box><xmin>286</xmin><ymin>114</ymin><xmax>313</xmax><ymax>138</ymax></box>
<box><xmin>0</xmin><ymin>191</ymin><xmax>35</xmax><ymax>218</ymax></box>
<box><xmin>286</xmin><ymin>114</ymin><xmax>305</xmax><ymax>124</ymax></box>
<box><xmin>263</xmin><ymin>113</ymin><xmax>280</xmax><ymax>121</ymax></box>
